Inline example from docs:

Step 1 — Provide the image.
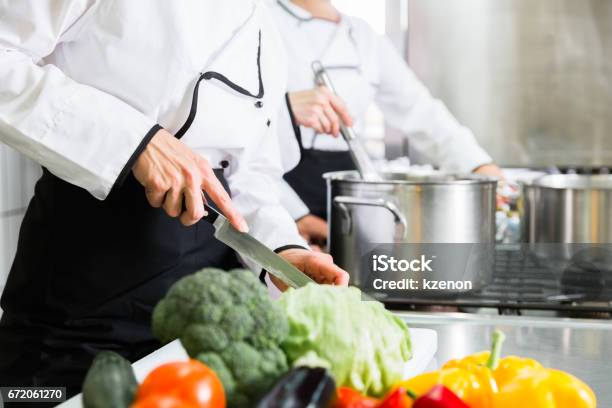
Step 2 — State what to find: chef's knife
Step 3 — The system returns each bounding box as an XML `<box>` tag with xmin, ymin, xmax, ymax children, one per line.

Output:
<box><xmin>312</xmin><ymin>61</ymin><xmax>382</xmax><ymax>182</ymax></box>
<box><xmin>202</xmin><ymin>204</ymin><xmax>315</xmax><ymax>288</ymax></box>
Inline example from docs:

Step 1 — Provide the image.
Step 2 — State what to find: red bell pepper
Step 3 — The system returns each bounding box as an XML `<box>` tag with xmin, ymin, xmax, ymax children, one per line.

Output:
<box><xmin>335</xmin><ymin>387</ymin><xmax>379</xmax><ymax>408</ymax></box>
<box><xmin>411</xmin><ymin>385</ymin><xmax>470</xmax><ymax>408</ymax></box>
<box><xmin>336</xmin><ymin>384</ymin><xmax>469</xmax><ymax>408</ymax></box>
<box><xmin>377</xmin><ymin>384</ymin><xmax>470</xmax><ymax>408</ymax></box>
<box><xmin>378</xmin><ymin>387</ymin><xmax>412</xmax><ymax>408</ymax></box>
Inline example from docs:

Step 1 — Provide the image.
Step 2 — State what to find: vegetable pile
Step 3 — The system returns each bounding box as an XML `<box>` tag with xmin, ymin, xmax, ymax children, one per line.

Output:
<box><xmin>337</xmin><ymin>330</ymin><xmax>597</xmax><ymax>408</ymax></box>
<box><xmin>151</xmin><ymin>269</ymin><xmax>412</xmax><ymax>405</ymax></box>
<box><xmin>80</xmin><ymin>267</ymin><xmax>597</xmax><ymax>408</ymax></box>
<box><xmin>151</xmin><ymin>268</ymin><xmax>289</xmax><ymax>407</ymax></box>
<box><xmin>279</xmin><ymin>284</ymin><xmax>412</xmax><ymax>397</ymax></box>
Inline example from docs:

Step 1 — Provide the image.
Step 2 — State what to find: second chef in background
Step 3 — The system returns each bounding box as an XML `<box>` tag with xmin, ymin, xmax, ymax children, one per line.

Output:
<box><xmin>271</xmin><ymin>0</ymin><xmax>503</xmax><ymax>247</ymax></box>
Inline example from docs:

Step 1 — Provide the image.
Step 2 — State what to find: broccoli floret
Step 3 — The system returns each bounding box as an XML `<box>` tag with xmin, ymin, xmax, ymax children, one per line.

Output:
<box><xmin>221</xmin><ymin>306</ymin><xmax>255</xmax><ymax>341</ymax></box>
<box><xmin>181</xmin><ymin>324</ymin><xmax>229</xmax><ymax>353</ymax></box>
<box><xmin>151</xmin><ymin>268</ymin><xmax>289</xmax><ymax>407</ymax></box>
<box><xmin>216</xmin><ymin>342</ymin><xmax>288</xmax><ymax>402</ymax></box>
<box><xmin>196</xmin><ymin>352</ymin><xmax>236</xmax><ymax>394</ymax></box>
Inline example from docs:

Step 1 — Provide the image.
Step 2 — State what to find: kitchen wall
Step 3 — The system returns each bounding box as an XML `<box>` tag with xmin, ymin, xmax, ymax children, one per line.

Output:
<box><xmin>405</xmin><ymin>0</ymin><xmax>612</xmax><ymax>167</ymax></box>
<box><xmin>0</xmin><ymin>145</ymin><xmax>40</xmax><ymax>314</ymax></box>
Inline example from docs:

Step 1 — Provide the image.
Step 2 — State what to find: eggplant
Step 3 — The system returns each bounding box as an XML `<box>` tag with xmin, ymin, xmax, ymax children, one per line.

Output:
<box><xmin>257</xmin><ymin>366</ymin><xmax>336</xmax><ymax>408</ymax></box>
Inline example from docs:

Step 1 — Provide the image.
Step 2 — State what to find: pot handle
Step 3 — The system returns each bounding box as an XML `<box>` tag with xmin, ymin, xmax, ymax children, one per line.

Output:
<box><xmin>332</xmin><ymin>196</ymin><xmax>408</xmax><ymax>239</ymax></box>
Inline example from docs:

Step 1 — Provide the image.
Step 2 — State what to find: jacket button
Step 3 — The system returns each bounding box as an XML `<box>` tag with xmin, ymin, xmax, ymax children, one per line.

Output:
<box><xmin>255</xmin><ymin>101</ymin><xmax>264</xmax><ymax>108</ymax></box>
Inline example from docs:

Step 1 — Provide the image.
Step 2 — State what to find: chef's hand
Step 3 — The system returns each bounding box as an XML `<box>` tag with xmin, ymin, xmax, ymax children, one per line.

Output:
<box><xmin>288</xmin><ymin>86</ymin><xmax>353</xmax><ymax>137</ymax></box>
<box><xmin>133</xmin><ymin>128</ymin><xmax>248</xmax><ymax>231</ymax></box>
<box><xmin>270</xmin><ymin>248</ymin><xmax>350</xmax><ymax>291</ymax></box>
<box><xmin>297</xmin><ymin>214</ymin><xmax>328</xmax><ymax>248</ymax></box>
<box><xmin>473</xmin><ymin>163</ymin><xmax>505</xmax><ymax>180</ymax></box>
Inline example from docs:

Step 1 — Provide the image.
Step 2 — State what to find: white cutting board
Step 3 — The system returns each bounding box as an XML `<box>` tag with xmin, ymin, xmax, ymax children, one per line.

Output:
<box><xmin>403</xmin><ymin>328</ymin><xmax>438</xmax><ymax>378</ymax></box>
<box><xmin>58</xmin><ymin>328</ymin><xmax>437</xmax><ymax>407</ymax></box>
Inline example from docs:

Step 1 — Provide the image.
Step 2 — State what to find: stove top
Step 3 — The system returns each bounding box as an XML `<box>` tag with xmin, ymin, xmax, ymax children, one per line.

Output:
<box><xmin>379</xmin><ymin>246</ymin><xmax>612</xmax><ymax>316</ymax></box>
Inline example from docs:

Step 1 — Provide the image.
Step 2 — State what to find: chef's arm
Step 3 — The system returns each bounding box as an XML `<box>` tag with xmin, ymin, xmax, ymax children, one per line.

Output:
<box><xmin>0</xmin><ymin>1</ymin><xmax>246</xmax><ymax>228</ymax></box>
<box><xmin>227</xmin><ymin>119</ymin><xmax>347</xmax><ymax>287</ymax></box>
<box><xmin>285</xmin><ymin>88</ymin><xmax>352</xmax><ymax>137</ymax></box>
<box><xmin>228</xmin><ymin>119</ymin><xmax>309</xmax><ymax>262</ymax></box>
<box><xmin>0</xmin><ymin>0</ymin><xmax>160</xmax><ymax>199</ymax></box>
<box><xmin>277</xmin><ymin>96</ymin><xmax>329</xmax><ymax>245</ymax></box>
<box><xmin>374</xmin><ymin>36</ymin><xmax>494</xmax><ymax>174</ymax></box>
<box><xmin>278</xmin><ymin>179</ymin><xmax>328</xmax><ymax>248</ymax></box>
<box><xmin>276</xmin><ymin>93</ymin><xmax>311</xmax><ymax>220</ymax></box>
<box><xmin>279</xmin><ymin>179</ymin><xmax>310</xmax><ymax>220</ymax></box>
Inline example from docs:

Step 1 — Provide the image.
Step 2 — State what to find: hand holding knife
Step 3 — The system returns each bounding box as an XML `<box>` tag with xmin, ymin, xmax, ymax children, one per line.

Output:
<box><xmin>201</xmin><ymin>203</ymin><xmax>318</xmax><ymax>289</ymax></box>
<box><xmin>136</xmin><ymin>130</ymin><xmax>348</xmax><ymax>290</ymax></box>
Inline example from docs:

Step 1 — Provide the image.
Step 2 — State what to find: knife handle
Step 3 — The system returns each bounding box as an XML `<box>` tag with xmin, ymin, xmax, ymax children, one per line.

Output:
<box><xmin>179</xmin><ymin>192</ymin><xmax>221</xmax><ymax>225</ymax></box>
<box><xmin>202</xmin><ymin>202</ymin><xmax>221</xmax><ymax>224</ymax></box>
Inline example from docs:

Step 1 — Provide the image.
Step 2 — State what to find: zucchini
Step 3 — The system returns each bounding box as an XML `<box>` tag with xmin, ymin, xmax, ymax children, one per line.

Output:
<box><xmin>82</xmin><ymin>351</ymin><xmax>138</xmax><ymax>408</ymax></box>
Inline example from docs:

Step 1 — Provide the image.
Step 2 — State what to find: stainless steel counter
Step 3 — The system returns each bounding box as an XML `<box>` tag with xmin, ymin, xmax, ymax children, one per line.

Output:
<box><xmin>396</xmin><ymin>312</ymin><xmax>612</xmax><ymax>407</ymax></box>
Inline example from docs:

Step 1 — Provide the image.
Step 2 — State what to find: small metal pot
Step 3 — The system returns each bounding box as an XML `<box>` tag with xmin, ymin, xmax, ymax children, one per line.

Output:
<box><xmin>325</xmin><ymin>171</ymin><xmax>497</xmax><ymax>295</ymax></box>
<box><xmin>521</xmin><ymin>174</ymin><xmax>612</xmax><ymax>272</ymax></box>
<box><xmin>521</xmin><ymin>174</ymin><xmax>612</xmax><ymax>244</ymax></box>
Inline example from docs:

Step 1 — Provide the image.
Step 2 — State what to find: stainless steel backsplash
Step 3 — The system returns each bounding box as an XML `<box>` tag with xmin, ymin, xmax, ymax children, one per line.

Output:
<box><xmin>405</xmin><ymin>0</ymin><xmax>612</xmax><ymax>167</ymax></box>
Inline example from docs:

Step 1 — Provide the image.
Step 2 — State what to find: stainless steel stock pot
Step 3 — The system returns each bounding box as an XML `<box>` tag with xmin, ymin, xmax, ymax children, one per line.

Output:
<box><xmin>325</xmin><ymin>171</ymin><xmax>497</xmax><ymax>294</ymax></box>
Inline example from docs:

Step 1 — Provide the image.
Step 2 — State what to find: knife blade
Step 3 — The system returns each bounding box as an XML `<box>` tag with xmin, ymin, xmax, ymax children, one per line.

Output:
<box><xmin>202</xmin><ymin>204</ymin><xmax>315</xmax><ymax>288</ymax></box>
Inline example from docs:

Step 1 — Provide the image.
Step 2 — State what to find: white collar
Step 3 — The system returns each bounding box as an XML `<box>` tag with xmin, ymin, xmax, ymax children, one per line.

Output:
<box><xmin>276</xmin><ymin>0</ymin><xmax>314</xmax><ymax>21</ymax></box>
<box><xmin>276</xmin><ymin>0</ymin><xmax>347</xmax><ymax>25</ymax></box>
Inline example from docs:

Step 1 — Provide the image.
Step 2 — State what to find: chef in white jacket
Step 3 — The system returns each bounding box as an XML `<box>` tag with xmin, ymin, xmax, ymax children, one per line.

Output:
<box><xmin>0</xmin><ymin>0</ymin><xmax>347</xmax><ymax>393</ymax></box>
<box><xmin>271</xmin><ymin>0</ymin><xmax>503</xmax><ymax>245</ymax></box>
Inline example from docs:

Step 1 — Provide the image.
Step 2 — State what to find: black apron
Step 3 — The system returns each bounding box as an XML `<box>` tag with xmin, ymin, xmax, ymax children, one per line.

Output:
<box><xmin>0</xmin><ymin>166</ymin><xmax>239</xmax><ymax>397</ymax></box>
<box><xmin>0</xmin><ymin>47</ymin><xmax>277</xmax><ymax>397</ymax></box>
<box><xmin>283</xmin><ymin>133</ymin><xmax>356</xmax><ymax>220</ymax></box>
<box><xmin>0</xmin><ymin>29</ymin><xmax>273</xmax><ymax>402</ymax></box>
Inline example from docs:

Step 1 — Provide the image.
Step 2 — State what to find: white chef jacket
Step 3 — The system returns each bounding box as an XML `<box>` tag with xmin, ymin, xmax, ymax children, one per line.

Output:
<box><xmin>0</xmin><ymin>0</ymin><xmax>307</xmax><ymax>270</ymax></box>
<box><xmin>271</xmin><ymin>0</ymin><xmax>493</xmax><ymax>219</ymax></box>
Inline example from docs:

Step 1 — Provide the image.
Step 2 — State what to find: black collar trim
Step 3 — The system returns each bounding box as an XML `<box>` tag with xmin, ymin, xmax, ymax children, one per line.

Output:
<box><xmin>175</xmin><ymin>30</ymin><xmax>264</xmax><ymax>139</ymax></box>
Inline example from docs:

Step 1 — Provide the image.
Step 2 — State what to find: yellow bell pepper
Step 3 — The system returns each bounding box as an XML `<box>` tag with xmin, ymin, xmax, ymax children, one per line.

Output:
<box><xmin>397</xmin><ymin>366</ymin><xmax>494</xmax><ymax>408</ymax></box>
<box><xmin>398</xmin><ymin>331</ymin><xmax>506</xmax><ymax>408</ymax></box>
<box><xmin>492</xmin><ymin>360</ymin><xmax>596</xmax><ymax>408</ymax></box>
<box><xmin>395</xmin><ymin>331</ymin><xmax>597</xmax><ymax>408</ymax></box>
<box><xmin>491</xmin><ymin>355</ymin><xmax>543</xmax><ymax>387</ymax></box>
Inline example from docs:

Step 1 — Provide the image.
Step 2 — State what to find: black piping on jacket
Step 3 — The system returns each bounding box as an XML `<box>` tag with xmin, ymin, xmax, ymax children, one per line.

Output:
<box><xmin>112</xmin><ymin>124</ymin><xmax>163</xmax><ymax>192</ymax></box>
<box><xmin>175</xmin><ymin>30</ymin><xmax>265</xmax><ymax>139</ymax></box>
<box><xmin>285</xmin><ymin>92</ymin><xmax>304</xmax><ymax>153</ymax></box>
<box><xmin>259</xmin><ymin>244</ymin><xmax>309</xmax><ymax>284</ymax></box>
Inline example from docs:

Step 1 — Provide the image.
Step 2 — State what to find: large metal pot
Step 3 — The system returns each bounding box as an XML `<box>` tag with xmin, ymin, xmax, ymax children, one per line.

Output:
<box><xmin>325</xmin><ymin>171</ymin><xmax>497</xmax><ymax>296</ymax></box>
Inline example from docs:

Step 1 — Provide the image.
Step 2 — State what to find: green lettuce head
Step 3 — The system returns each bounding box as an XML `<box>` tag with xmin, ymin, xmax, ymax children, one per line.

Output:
<box><xmin>279</xmin><ymin>284</ymin><xmax>412</xmax><ymax>397</ymax></box>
